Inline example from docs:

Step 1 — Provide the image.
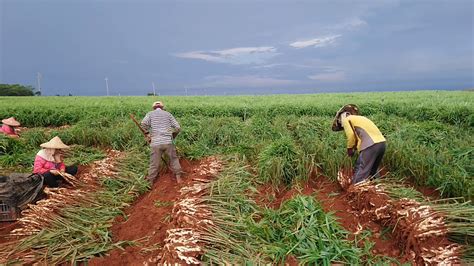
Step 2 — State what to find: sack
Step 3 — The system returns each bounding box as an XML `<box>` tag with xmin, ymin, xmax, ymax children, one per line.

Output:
<box><xmin>0</xmin><ymin>173</ymin><xmax>44</xmax><ymax>208</ymax></box>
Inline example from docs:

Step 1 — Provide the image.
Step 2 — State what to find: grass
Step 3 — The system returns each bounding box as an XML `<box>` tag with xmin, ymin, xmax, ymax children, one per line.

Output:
<box><xmin>0</xmin><ymin>150</ymin><xmax>149</xmax><ymax>264</ymax></box>
<box><xmin>257</xmin><ymin>136</ymin><xmax>308</xmax><ymax>186</ymax></box>
<box><xmin>2</xmin><ymin>92</ymin><xmax>472</xmax><ymax>199</ymax></box>
<box><xmin>201</xmin><ymin>158</ymin><xmax>400</xmax><ymax>264</ymax></box>
<box><xmin>0</xmin><ymin>91</ymin><xmax>472</xmax><ymax>264</ymax></box>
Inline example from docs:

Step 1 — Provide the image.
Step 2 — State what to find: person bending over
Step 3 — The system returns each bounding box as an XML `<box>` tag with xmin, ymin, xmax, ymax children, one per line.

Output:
<box><xmin>0</xmin><ymin>117</ymin><xmax>21</xmax><ymax>138</ymax></box>
<box><xmin>332</xmin><ymin>104</ymin><xmax>386</xmax><ymax>184</ymax></box>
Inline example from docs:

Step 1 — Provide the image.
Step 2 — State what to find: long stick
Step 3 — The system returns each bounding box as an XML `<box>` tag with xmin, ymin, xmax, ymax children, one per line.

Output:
<box><xmin>130</xmin><ymin>114</ymin><xmax>150</xmax><ymax>144</ymax></box>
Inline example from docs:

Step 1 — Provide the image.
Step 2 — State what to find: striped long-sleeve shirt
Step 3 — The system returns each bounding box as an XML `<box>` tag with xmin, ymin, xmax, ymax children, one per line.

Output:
<box><xmin>141</xmin><ymin>109</ymin><xmax>180</xmax><ymax>146</ymax></box>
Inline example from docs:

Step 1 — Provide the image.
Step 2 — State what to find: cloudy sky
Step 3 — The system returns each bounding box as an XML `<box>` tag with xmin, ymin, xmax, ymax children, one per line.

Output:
<box><xmin>0</xmin><ymin>0</ymin><xmax>473</xmax><ymax>96</ymax></box>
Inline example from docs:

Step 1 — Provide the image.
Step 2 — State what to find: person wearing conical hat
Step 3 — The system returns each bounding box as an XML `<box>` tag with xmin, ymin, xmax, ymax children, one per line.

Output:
<box><xmin>0</xmin><ymin>117</ymin><xmax>21</xmax><ymax>138</ymax></box>
<box><xmin>332</xmin><ymin>104</ymin><xmax>387</xmax><ymax>185</ymax></box>
<box><xmin>33</xmin><ymin>136</ymin><xmax>78</xmax><ymax>187</ymax></box>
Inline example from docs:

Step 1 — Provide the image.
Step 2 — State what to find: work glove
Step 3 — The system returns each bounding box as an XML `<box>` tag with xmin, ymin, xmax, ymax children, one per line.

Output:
<box><xmin>347</xmin><ymin>148</ymin><xmax>355</xmax><ymax>157</ymax></box>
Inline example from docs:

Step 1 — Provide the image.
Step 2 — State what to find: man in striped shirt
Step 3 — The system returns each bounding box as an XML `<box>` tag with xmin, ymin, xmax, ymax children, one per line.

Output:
<box><xmin>141</xmin><ymin>101</ymin><xmax>183</xmax><ymax>184</ymax></box>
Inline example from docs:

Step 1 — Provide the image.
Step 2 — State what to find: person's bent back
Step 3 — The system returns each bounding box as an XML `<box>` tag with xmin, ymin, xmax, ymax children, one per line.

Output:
<box><xmin>0</xmin><ymin>117</ymin><xmax>21</xmax><ymax>138</ymax></box>
<box><xmin>341</xmin><ymin>115</ymin><xmax>385</xmax><ymax>152</ymax></box>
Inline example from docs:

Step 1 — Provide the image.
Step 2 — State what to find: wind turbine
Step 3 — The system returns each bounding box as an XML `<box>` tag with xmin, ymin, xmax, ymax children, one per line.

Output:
<box><xmin>105</xmin><ymin>77</ymin><xmax>109</xmax><ymax>96</ymax></box>
<box><xmin>37</xmin><ymin>72</ymin><xmax>42</xmax><ymax>94</ymax></box>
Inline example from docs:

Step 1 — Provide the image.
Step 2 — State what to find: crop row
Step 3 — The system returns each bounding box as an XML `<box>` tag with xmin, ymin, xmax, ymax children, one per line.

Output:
<box><xmin>2</xmin><ymin>111</ymin><xmax>472</xmax><ymax>199</ymax></box>
<box><xmin>201</xmin><ymin>159</ymin><xmax>396</xmax><ymax>264</ymax></box>
<box><xmin>0</xmin><ymin>91</ymin><xmax>472</xmax><ymax>127</ymax></box>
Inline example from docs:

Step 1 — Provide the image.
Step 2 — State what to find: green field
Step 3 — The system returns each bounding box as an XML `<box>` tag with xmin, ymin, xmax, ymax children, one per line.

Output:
<box><xmin>0</xmin><ymin>90</ymin><xmax>473</xmax><ymax>264</ymax></box>
<box><xmin>1</xmin><ymin>90</ymin><xmax>472</xmax><ymax>198</ymax></box>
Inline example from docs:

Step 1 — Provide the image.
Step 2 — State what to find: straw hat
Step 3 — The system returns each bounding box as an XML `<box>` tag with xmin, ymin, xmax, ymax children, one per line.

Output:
<box><xmin>331</xmin><ymin>104</ymin><xmax>360</xmax><ymax>131</ymax></box>
<box><xmin>2</xmin><ymin>117</ymin><xmax>20</xmax><ymax>127</ymax></box>
<box><xmin>40</xmin><ymin>136</ymin><xmax>70</xmax><ymax>149</ymax></box>
<box><xmin>152</xmin><ymin>101</ymin><xmax>164</xmax><ymax>109</ymax></box>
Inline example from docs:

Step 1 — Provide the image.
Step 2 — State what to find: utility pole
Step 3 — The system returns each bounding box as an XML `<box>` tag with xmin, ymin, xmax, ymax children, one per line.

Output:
<box><xmin>185</xmin><ymin>87</ymin><xmax>188</xmax><ymax>96</ymax></box>
<box><xmin>152</xmin><ymin>82</ymin><xmax>156</xmax><ymax>96</ymax></box>
<box><xmin>37</xmin><ymin>72</ymin><xmax>42</xmax><ymax>94</ymax></box>
<box><xmin>105</xmin><ymin>77</ymin><xmax>109</xmax><ymax>96</ymax></box>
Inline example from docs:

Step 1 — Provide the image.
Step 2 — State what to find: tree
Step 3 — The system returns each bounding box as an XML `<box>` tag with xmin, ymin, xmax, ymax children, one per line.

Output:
<box><xmin>0</xmin><ymin>84</ymin><xmax>38</xmax><ymax>96</ymax></box>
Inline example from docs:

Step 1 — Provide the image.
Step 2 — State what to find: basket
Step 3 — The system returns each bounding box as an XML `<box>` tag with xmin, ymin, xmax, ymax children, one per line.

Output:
<box><xmin>0</xmin><ymin>200</ymin><xmax>19</xmax><ymax>222</ymax></box>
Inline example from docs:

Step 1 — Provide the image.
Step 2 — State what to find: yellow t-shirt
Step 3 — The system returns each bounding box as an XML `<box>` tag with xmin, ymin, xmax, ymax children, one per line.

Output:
<box><xmin>342</xmin><ymin>115</ymin><xmax>386</xmax><ymax>151</ymax></box>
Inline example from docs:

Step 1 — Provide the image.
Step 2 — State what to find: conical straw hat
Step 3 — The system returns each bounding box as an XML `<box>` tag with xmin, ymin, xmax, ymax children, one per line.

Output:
<box><xmin>2</xmin><ymin>117</ymin><xmax>20</xmax><ymax>127</ymax></box>
<box><xmin>331</xmin><ymin>104</ymin><xmax>360</xmax><ymax>132</ymax></box>
<box><xmin>40</xmin><ymin>136</ymin><xmax>70</xmax><ymax>149</ymax></box>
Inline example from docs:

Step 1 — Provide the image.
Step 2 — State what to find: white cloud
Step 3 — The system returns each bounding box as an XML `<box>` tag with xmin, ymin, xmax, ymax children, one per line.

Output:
<box><xmin>308</xmin><ymin>71</ymin><xmax>346</xmax><ymax>82</ymax></box>
<box><xmin>251</xmin><ymin>63</ymin><xmax>315</xmax><ymax>69</ymax></box>
<box><xmin>174</xmin><ymin>46</ymin><xmax>278</xmax><ymax>65</ymax></box>
<box><xmin>195</xmin><ymin>75</ymin><xmax>298</xmax><ymax>88</ymax></box>
<box><xmin>330</xmin><ymin>17</ymin><xmax>368</xmax><ymax>31</ymax></box>
<box><xmin>250</xmin><ymin>63</ymin><xmax>287</xmax><ymax>69</ymax></box>
<box><xmin>289</xmin><ymin>35</ymin><xmax>341</xmax><ymax>49</ymax></box>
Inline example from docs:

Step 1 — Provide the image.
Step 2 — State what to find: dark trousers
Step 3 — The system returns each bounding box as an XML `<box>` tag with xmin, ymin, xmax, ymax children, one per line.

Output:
<box><xmin>42</xmin><ymin>165</ymin><xmax>78</xmax><ymax>187</ymax></box>
<box><xmin>352</xmin><ymin>142</ymin><xmax>386</xmax><ymax>184</ymax></box>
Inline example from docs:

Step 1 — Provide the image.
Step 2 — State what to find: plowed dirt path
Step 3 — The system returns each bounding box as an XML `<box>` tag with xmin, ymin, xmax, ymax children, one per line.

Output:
<box><xmin>89</xmin><ymin>158</ymin><xmax>217</xmax><ymax>265</ymax></box>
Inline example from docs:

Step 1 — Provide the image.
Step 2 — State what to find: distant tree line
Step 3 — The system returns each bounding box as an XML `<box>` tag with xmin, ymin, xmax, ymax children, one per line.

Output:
<box><xmin>0</xmin><ymin>84</ymin><xmax>40</xmax><ymax>96</ymax></box>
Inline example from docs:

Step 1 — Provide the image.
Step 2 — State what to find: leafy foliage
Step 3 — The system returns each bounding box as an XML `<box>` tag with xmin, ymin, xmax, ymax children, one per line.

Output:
<box><xmin>258</xmin><ymin>137</ymin><xmax>307</xmax><ymax>186</ymax></box>
<box><xmin>202</xmin><ymin>159</ymin><xmax>397</xmax><ymax>264</ymax></box>
<box><xmin>0</xmin><ymin>91</ymin><xmax>472</xmax><ymax>263</ymax></box>
<box><xmin>0</xmin><ymin>84</ymin><xmax>38</xmax><ymax>96</ymax></box>
<box><xmin>1</xmin><ymin>91</ymin><xmax>472</xmax><ymax>198</ymax></box>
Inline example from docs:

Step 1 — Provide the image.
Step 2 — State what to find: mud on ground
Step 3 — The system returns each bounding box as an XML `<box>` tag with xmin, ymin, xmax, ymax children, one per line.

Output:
<box><xmin>1</xmin><ymin>156</ymin><xmax>462</xmax><ymax>265</ymax></box>
<box><xmin>255</xmin><ymin>174</ymin><xmax>407</xmax><ymax>262</ymax></box>
<box><xmin>89</xmin><ymin>157</ymin><xmax>221</xmax><ymax>266</ymax></box>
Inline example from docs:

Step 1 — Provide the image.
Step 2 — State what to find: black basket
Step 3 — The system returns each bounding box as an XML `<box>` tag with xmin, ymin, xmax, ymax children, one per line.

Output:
<box><xmin>0</xmin><ymin>200</ymin><xmax>19</xmax><ymax>222</ymax></box>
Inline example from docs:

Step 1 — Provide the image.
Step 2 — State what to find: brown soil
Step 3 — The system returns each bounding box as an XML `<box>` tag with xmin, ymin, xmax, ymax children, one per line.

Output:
<box><xmin>339</xmin><ymin>169</ymin><xmax>461</xmax><ymax>264</ymax></box>
<box><xmin>89</xmin><ymin>158</ymin><xmax>218</xmax><ymax>266</ymax></box>
<box><xmin>284</xmin><ymin>255</ymin><xmax>299</xmax><ymax>266</ymax></box>
<box><xmin>254</xmin><ymin>175</ymin><xmax>407</xmax><ymax>261</ymax></box>
<box><xmin>312</xmin><ymin>175</ymin><xmax>406</xmax><ymax>260</ymax></box>
<box><xmin>0</xmin><ymin>156</ymin><xmax>459</xmax><ymax>265</ymax></box>
<box><xmin>0</xmin><ymin>222</ymin><xmax>19</xmax><ymax>245</ymax></box>
<box><xmin>408</xmin><ymin>179</ymin><xmax>441</xmax><ymax>199</ymax></box>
